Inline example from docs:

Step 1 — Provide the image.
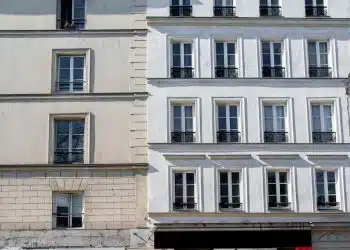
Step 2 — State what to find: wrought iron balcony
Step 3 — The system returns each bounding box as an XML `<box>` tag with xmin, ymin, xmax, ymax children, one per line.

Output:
<box><xmin>260</xmin><ymin>6</ymin><xmax>282</xmax><ymax>16</ymax></box>
<box><xmin>215</xmin><ymin>67</ymin><xmax>238</xmax><ymax>78</ymax></box>
<box><xmin>171</xmin><ymin>132</ymin><xmax>195</xmax><ymax>143</ymax></box>
<box><xmin>56</xmin><ymin>19</ymin><xmax>86</xmax><ymax>30</ymax></box>
<box><xmin>219</xmin><ymin>202</ymin><xmax>242</xmax><ymax>209</ymax></box>
<box><xmin>317</xmin><ymin>201</ymin><xmax>339</xmax><ymax>209</ymax></box>
<box><xmin>213</xmin><ymin>6</ymin><xmax>236</xmax><ymax>17</ymax></box>
<box><xmin>305</xmin><ymin>6</ymin><xmax>328</xmax><ymax>17</ymax></box>
<box><xmin>312</xmin><ymin>132</ymin><xmax>336</xmax><ymax>143</ymax></box>
<box><xmin>55</xmin><ymin>81</ymin><xmax>85</xmax><ymax>92</ymax></box>
<box><xmin>173</xmin><ymin>202</ymin><xmax>197</xmax><ymax>210</ymax></box>
<box><xmin>217</xmin><ymin>131</ymin><xmax>240</xmax><ymax>143</ymax></box>
<box><xmin>264</xmin><ymin>132</ymin><xmax>288</xmax><ymax>143</ymax></box>
<box><xmin>268</xmin><ymin>202</ymin><xmax>291</xmax><ymax>209</ymax></box>
<box><xmin>308</xmin><ymin>67</ymin><xmax>332</xmax><ymax>78</ymax></box>
<box><xmin>171</xmin><ymin>67</ymin><xmax>194</xmax><ymax>78</ymax></box>
<box><xmin>262</xmin><ymin>66</ymin><xmax>285</xmax><ymax>78</ymax></box>
<box><xmin>54</xmin><ymin>151</ymin><xmax>84</xmax><ymax>164</ymax></box>
<box><xmin>170</xmin><ymin>6</ymin><xmax>192</xmax><ymax>16</ymax></box>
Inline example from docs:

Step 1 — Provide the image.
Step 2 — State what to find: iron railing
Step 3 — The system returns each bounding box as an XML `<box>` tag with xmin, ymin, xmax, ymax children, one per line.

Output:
<box><xmin>170</xmin><ymin>6</ymin><xmax>192</xmax><ymax>16</ymax></box>
<box><xmin>317</xmin><ymin>202</ymin><xmax>339</xmax><ymax>209</ymax></box>
<box><xmin>54</xmin><ymin>151</ymin><xmax>84</xmax><ymax>164</ymax></box>
<box><xmin>262</xmin><ymin>66</ymin><xmax>285</xmax><ymax>78</ymax></box>
<box><xmin>171</xmin><ymin>132</ymin><xmax>195</xmax><ymax>143</ymax></box>
<box><xmin>260</xmin><ymin>6</ymin><xmax>282</xmax><ymax>16</ymax></box>
<box><xmin>217</xmin><ymin>131</ymin><xmax>240</xmax><ymax>143</ymax></box>
<box><xmin>219</xmin><ymin>202</ymin><xmax>242</xmax><ymax>209</ymax></box>
<box><xmin>264</xmin><ymin>132</ymin><xmax>288</xmax><ymax>143</ymax></box>
<box><xmin>215</xmin><ymin>67</ymin><xmax>239</xmax><ymax>78</ymax></box>
<box><xmin>56</xmin><ymin>19</ymin><xmax>86</xmax><ymax>30</ymax></box>
<box><xmin>55</xmin><ymin>81</ymin><xmax>85</xmax><ymax>92</ymax></box>
<box><xmin>268</xmin><ymin>202</ymin><xmax>291</xmax><ymax>209</ymax></box>
<box><xmin>308</xmin><ymin>67</ymin><xmax>332</xmax><ymax>78</ymax></box>
<box><xmin>173</xmin><ymin>202</ymin><xmax>197</xmax><ymax>210</ymax></box>
<box><xmin>171</xmin><ymin>67</ymin><xmax>194</xmax><ymax>78</ymax></box>
<box><xmin>312</xmin><ymin>132</ymin><xmax>336</xmax><ymax>143</ymax></box>
<box><xmin>213</xmin><ymin>6</ymin><xmax>236</xmax><ymax>17</ymax></box>
<box><xmin>305</xmin><ymin>6</ymin><xmax>328</xmax><ymax>17</ymax></box>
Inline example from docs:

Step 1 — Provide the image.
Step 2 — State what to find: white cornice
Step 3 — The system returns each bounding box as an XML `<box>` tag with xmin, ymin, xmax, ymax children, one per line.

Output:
<box><xmin>163</xmin><ymin>154</ymin><xmax>206</xmax><ymax>159</ymax></box>
<box><xmin>147</xmin><ymin>17</ymin><xmax>350</xmax><ymax>27</ymax></box>
<box><xmin>258</xmin><ymin>154</ymin><xmax>300</xmax><ymax>160</ymax></box>
<box><xmin>208</xmin><ymin>154</ymin><xmax>251</xmax><ymax>160</ymax></box>
<box><xmin>307</xmin><ymin>154</ymin><xmax>349</xmax><ymax>160</ymax></box>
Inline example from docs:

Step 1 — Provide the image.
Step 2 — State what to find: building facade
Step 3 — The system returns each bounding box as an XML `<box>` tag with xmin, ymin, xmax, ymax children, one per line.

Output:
<box><xmin>147</xmin><ymin>0</ymin><xmax>350</xmax><ymax>249</ymax></box>
<box><xmin>0</xmin><ymin>0</ymin><xmax>151</xmax><ymax>249</ymax></box>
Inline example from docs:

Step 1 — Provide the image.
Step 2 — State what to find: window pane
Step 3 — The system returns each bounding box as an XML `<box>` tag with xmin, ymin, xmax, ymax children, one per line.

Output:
<box><xmin>56</xmin><ymin>215</ymin><xmax>69</xmax><ymax>228</ymax></box>
<box><xmin>175</xmin><ymin>184</ymin><xmax>183</xmax><ymax>196</ymax></box>
<box><xmin>186</xmin><ymin>173</ymin><xmax>194</xmax><ymax>184</ymax></box>
<box><xmin>276</xmin><ymin>106</ymin><xmax>285</xmax><ymax>117</ymax></box>
<box><xmin>226</xmin><ymin>0</ymin><xmax>233</xmax><ymax>6</ymax></box>
<box><xmin>323</xmin><ymin>105</ymin><xmax>332</xmax><ymax>117</ymax></box>
<box><xmin>187</xmin><ymin>185</ymin><xmax>194</xmax><ymax>197</ymax></box>
<box><xmin>269</xmin><ymin>195</ymin><xmax>276</xmax><ymax>204</ymax></box>
<box><xmin>215</xmin><ymin>0</ymin><xmax>223</xmax><ymax>6</ymax></box>
<box><xmin>262</xmin><ymin>42</ymin><xmax>270</xmax><ymax>53</ymax></box>
<box><xmin>273</xmin><ymin>43</ymin><xmax>281</xmax><ymax>53</ymax></box>
<box><xmin>231</xmin><ymin>172</ymin><xmax>240</xmax><ymax>183</ymax></box>
<box><xmin>183</xmin><ymin>0</ymin><xmax>191</xmax><ymax>5</ymax></box>
<box><xmin>218</xmin><ymin>118</ymin><xmax>227</xmax><ymax>130</ymax></box>
<box><xmin>271</xmin><ymin>0</ymin><xmax>279</xmax><ymax>5</ymax></box>
<box><xmin>308</xmin><ymin>54</ymin><xmax>317</xmax><ymax>66</ymax></box>
<box><xmin>276</xmin><ymin>117</ymin><xmax>285</xmax><ymax>131</ymax></box>
<box><xmin>220</xmin><ymin>172</ymin><xmax>228</xmax><ymax>184</ymax></box>
<box><xmin>74</xmin><ymin>0</ymin><xmax>85</xmax><ymax>7</ymax></box>
<box><xmin>185</xmin><ymin>106</ymin><xmax>193</xmax><ymax>117</ymax></box>
<box><xmin>174</xmin><ymin>173</ymin><xmax>183</xmax><ymax>184</ymax></box>
<box><xmin>56</xmin><ymin>121</ymin><xmax>69</xmax><ymax>134</ymax></box>
<box><xmin>232</xmin><ymin>184</ymin><xmax>239</xmax><ymax>196</ymax></box>
<box><xmin>280</xmin><ymin>195</ymin><xmax>288</xmax><ymax>203</ymax></box>
<box><xmin>317</xmin><ymin>184</ymin><xmax>324</xmax><ymax>195</ymax></box>
<box><xmin>319</xmin><ymin>42</ymin><xmax>328</xmax><ymax>53</ymax></box>
<box><xmin>172</xmin><ymin>0</ymin><xmax>180</xmax><ymax>5</ymax></box>
<box><xmin>260</xmin><ymin>0</ymin><xmax>268</xmax><ymax>5</ymax></box>
<box><xmin>264</xmin><ymin>106</ymin><xmax>273</xmax><ymax>118</ymax></box>
<box><xmin>263</xmin><ymin>54</ymin><xmax>271</xmax><ymax>66</ymax></box>
<box><xmin>172</xmin><ymin>55</ymin><xmax>181</xmax><ymax>67</ymax></box>
<box><xmin>172</xmin><ymin>43</ymin><xmax>180</xmax><ymax>54</ymax></box>
<box><xmin>316</xmin><ymin>172</ymin><xmax>324</xmax><ymax>182</ymax></box>
<box><xmin>317</xmin><ymin>195</ymin><xmax>325</xmax><ymax>204</ymax></box>
<box><xmin>184</xmin><ymin>44</ymin><xmax>192</xmax><ymax>54</ymax></box>
<box><xmin>59</xmin><ymin>69</ymin><xmax>70</xmax><ymax>81</ymax></box>
<box><xmin>227</xmin><ymin>55</ymin><xmax>235</xmax><ymax>66</ymax></box>
<box><xmin>268</xmin><ymin>184</ymin><xmax>276</xmax><ymax>195</ymax></box>
<box><xmin>72</xmin><ymin>217</ymin><xmax>82</xmax><ymax>228</ymax></box>
<box><xmin>308</xmin><ymin>42</ymin><xmax>316</xmax><ymax>53</ymax></box>
<box><xmin>220</xmin><ymin>184</ymin><xmax>228</xmax><ymax>196</ymax></box>
<box><xmin>274</xmin><ymin>55</ymin><xmax>281</xmax><ymax>66</ymax></box>
<box><xmin>328</xmin><ymin>195</ymin><xmax>337</xmax><ymax>203</ymax></box>
<box><xmin>173</xmin><ymin>118</ymin><xmax>181</xmax><ymax>131</ymax></box>
<box><xmin>73</xmin><ymin>69</ymin><xmax>84</xmax><ymax>80</ymax></box>
<box><xmin>227</xmin><ymin>43</ymin><xmax>235</xmax><ymax>54</ymax></box>
<box><xmin>279</xmin><ymin>172</ymin><xmax>287</xmax><ymax>183</ymax></box>
<box><xmin>74</xmin><ymin>8</ymin><xmax>85</xmax><ymax>19</ymax></box>
<box><xmin>316</xmin><ymin>0</ymin><xmax>324</xmax><ymax>5</ymax></box>
<box><xmin>280</xmin><ymin>184</ymin><xmax>288</xmax><ymax>195</ymax></box>
<box><xmin>220</xmin><ymin>196</ymin><xmax>229</xmax><ymax>204</ymax></box>
<box><xmin>229</xmin><ymin>106</ymin><xmax>237</xmax><ymax>117</ymax></box>
<box><xmin>230</xmin><ymin>118</ymin><xmax>238</xmax><ymax>130</ymax></box>
<box><xmin>56</xmin><ymin>135</ymin><xmax>69</xmax><ymax>149</ymax></box>
<box><xmin>72</xmin><ymin>135</ymin><xmax>84</xmax><ymax>149</ymax></box>
<box><xmin>327</xmin><ymin>172</ymin><xmax>335</xmax><ymax>182</ymax></box>
<box><xmin>216</xmin><ymin>43</ymin><xmax>224</xmax><ymax>54</ymax></box>
<box><xmin>184</xmin><ymin>55</ymin><xmax>192</xmax><ymax>67</ymax></box>
<box><xmin>268</xmin><ymin>172</ymin><xmax>276</xmax><ymax>183</ymax></box>
<box><xmin>185</xmin><ymin>118</ymin><xmax>193</xmax><ymax>131</ymax></box>
<box><xmin>72</xmin><ymin>195</ymin><xmax>82</xmax><ymax>210</ymax></box>
<box><xmin>328</xmin><ymin>183</ymin><xmax>336</xmax><ymax>195</ymax></box>
<box><xmin>173</xmin><ymin>106</ymin><xmax>181</xmax><ymax>118</ymax></box>
<box><xmin>264</xmin><ymin>118</ymin><xmax>274</xmax><ymax>131</ymax></box>
<box><xmin>218</xmin><ymin>106</ymin><xmax>226</xmax><ymax>117</ymax></box>
<box><xmin>305</xmin><ymin>0</ymin><xmax>313</xmax><ymax>5</ymax></box>
<box><xmin>216</xmin><ymin>55</ymin><xmax>225</xmax><ymax>66</ymax></box>
<box><xmin>319</xmin><ymin>54</ymin><xmax>328</xmax><ymax>65</ymax></box>
<box><xmin>72</xmin><ymin>121</ymin><xmax>84</xmax><ymax>134</ymax></box>
<box><xmin>59</xmin><ymin>57</ymin><xmax>71</xmax><ymax>68</ymax></box>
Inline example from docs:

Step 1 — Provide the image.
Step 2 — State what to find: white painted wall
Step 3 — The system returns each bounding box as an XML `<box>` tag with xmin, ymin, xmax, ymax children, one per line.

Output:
<box><xmin>147</xmin><ymin>0</ymin><xmax>350</xmax><ymax>18</ymax></box>
<box><xmin>0</xmin><ymin>35</ymin><xmax>135</xmax><ymax>94</ymax></box>
<box><xmin>0</xmin><ymin>0</ymin><xmax>146</xmax><ymax>30</ymax></box>
<box><xmin>148</xmin><ymin>26</ymin><xmax>350</xmax><ymax>78</ymax></box>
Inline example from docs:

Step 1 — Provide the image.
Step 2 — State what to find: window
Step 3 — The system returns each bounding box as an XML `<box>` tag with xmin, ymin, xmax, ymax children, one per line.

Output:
<box><xmin>316</xmin><ymin>170</ymin><xmax>339</xmax><ymax>210</ymax></box>
<box><xmin>216</xmin><ymin>104</ymin><xmax>240</xmax><ymax>143</ymax></box>
<box><xmin>263</xmin><ymin>104</ymin><xmax>288</xmax><ymax>143</ymax></box>
<box><xmin>53</xmin><ymin>193</ymin><xmax>83</xmax><ymax>228</ymax></box>
<box><xmin>260</xmin><ymin>0</ymin><xmax>281</xmax><ymax>16</ymax></box>
<box><xmin>54</xmin><ymin>120</ymin><xmax>84</xmax><ymax>163</ymax></box>
<box><xmin>57</xmin><ymin>0</ymin><xmax>85</xmax><ymax>30</ymax></box>
<box><xmin>308</xmin><ymin>41</ymin><xmax>331</xmax><ymax>77</ymax></box>
<box><xmin>170</xmin><ymin>0</ymin><xmax>192</xmax><ymax>16</ymax></box>
<box><xmin>305</xmin><ymin>0</ymin><xmax>327</xmax><ymax>16</ymax></box>
<box><xmin>171</xmin><ymin>42</ymin><xmax>193</xmax><ymax>78</ymax></box>
<box><xmin>219</xmin><ymin>171</ymin><xmax>241</xmax><ymax>210</ymax></box>
<box><xmin>56</xmin><ymin>55</ymin><xmax>85</xmax><ymax>92</ymax></box>
<box><xmin>215</xmin><ymin>42</ymin><xmax>238</xmax><ymax>78</ymax></box>
<box><xmin>214</xmin><ymin>0</ymin><xmax>236</xmax><ymax>16</ymax></box>
<box><xmin>261</xmin><ymin>41</ymin><xmax>284</xmax><ymax>78</ymax></box>
<box><xmin>311</xmin><ymin>104</ymin><xmax>336</xmax><ymax>143</ymax></box>
<box><xmin>171</xmin><ymin>103</ymin><xmax>195</xmax><ymax>143</ymax></box>
<box><xmin>267</xmin><ymin>171</ymin><xmax>290</xmax><ymax>209</ymax></box>
<box><xmin>173</xmin><ymin>172</ymin><xmax>197</xmax><ymax>210</ymax></box>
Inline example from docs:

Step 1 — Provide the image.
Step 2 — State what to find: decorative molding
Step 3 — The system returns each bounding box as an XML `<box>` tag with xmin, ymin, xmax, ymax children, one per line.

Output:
<box><xmin>163</xmin><ymin>154</ymin><xmax>206</xmax><ymax>160</ymax></box>
<box><xmin>258</xmin><ymin>154</ymin><xmax>300</xmax><ymax>160</ymax></box>
<box><xmin>147</xmin><ymin>17</ymin><xmax>350</xmax><ymax>28</ymax></box>
<box><xmin>208</xmin><ymin>154</ymin><xmax>251</xmax><ymax>160</ymax></box>
<box><xmin>49</xmin><ymin>178</ymin><xmax>88</xmax><ymax>191</ymax></box>
<box><xmin>307</xmin><ymin>154</ymin><xmax>349</xmax><ymax>161</ymax></box>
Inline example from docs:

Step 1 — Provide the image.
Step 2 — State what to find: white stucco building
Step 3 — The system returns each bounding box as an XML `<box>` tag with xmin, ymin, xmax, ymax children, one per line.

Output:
<box><xmin>147</xmin><ymin>0</ymin><xmax>350</xmax><ymax>249</ymax></box>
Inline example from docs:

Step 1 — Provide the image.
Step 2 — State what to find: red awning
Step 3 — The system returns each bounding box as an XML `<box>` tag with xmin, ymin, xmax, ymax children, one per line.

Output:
<box><xmin>296</xmin><ymin>247</ymin><xmax>312</xmax><ymax>250</ymax></box>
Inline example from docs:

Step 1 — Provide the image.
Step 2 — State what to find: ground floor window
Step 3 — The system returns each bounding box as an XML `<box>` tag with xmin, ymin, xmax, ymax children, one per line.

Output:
<box><xmin>53</xmin><ymin>193</ymin><xmax>83</xmax><ymax>228</ymax></box>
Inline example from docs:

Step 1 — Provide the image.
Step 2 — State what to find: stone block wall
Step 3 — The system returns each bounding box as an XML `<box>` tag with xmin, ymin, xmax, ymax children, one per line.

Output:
<box><xmin>0</xmin><ymin>168</ymin><xmax>147</xmax><ymax>231</ymax></box>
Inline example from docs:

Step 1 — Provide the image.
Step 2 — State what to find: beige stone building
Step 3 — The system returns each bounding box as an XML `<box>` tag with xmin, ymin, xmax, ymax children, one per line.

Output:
<box><xmin>0</xmin><ymin>0</ymin><xmax>151</xmax><ymax>248</ymax></box>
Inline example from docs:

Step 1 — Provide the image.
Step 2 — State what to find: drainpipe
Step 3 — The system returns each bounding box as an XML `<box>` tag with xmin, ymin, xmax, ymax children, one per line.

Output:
<box><xmin>345</xmin><ymin>74</ymin><xmax>350</xmax><ymax>135</ymax></box>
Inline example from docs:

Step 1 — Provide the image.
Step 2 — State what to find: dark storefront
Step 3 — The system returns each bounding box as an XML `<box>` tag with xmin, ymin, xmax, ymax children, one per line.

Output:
<box><xmin>154</xmin><ymin>228</ymin><xmax>312</xmax><ymax>249</ymax></box>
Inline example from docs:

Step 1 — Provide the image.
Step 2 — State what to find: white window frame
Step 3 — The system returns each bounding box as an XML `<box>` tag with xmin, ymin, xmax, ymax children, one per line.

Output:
<box><xmin>215</xmin><ymin>41</ymin><xmax>237</xmax><ymax>68</ymax></box>
<box><xmin>261</xmin><ymin>41</ymin><xmax>283</xmax><ymax>68</ymax></box>
<box><xmin>168</xmin><ymin>98</ymin><xmax>199</xmax><ymax>143</ymax></box>
<box><xmin>307</xmin><ymin>98</ymin><xmax>341</xmax><ymax>143</ymax></box>
<box><xmin>214</xmin><ymin>0</ymin><xmax>234</xmax><ymax>7</ymax></box>
<box><xmin>261</xmin><ymin>0</ymin><xmax>280</xmax><ymax>6</ymax></box>
<box><xmin>218</xmin><ymin>170</ymin><xmax>243</xmax><ymax>211</ymax></box>
<box><xmin>49</xmin><ymin>113</ymin><xmax>91</xmax><ymax>164</ymax></box>
<box><xmin>171</xmin><ymin>168</ymin><xmax>199</xmax><ymax>212</ymax></box>
<box><xmin>171</xmin><ymin>0</ymin><xmax>191</xmax><ymax>6</ymax></box>
<box><xmin>52</xmin><ymin>49</ymin><xmax>91</xmax><ymax>93</ymax></box>
<box><xmin>53</xmin><ymin>192</ymin><xmax>84</xmax><ymax>229</ymax></box>
<box><xmin>72</xmin><ymin>0</ymin><xmax>86</xmax><ymax>20</ymax></box>
<box><xmin>311</xmin><ymin>103</ymin><xmax>334</xmax><ymax>132</ymax></box>
<box><xmin>307</xmin><ymin>41</ymin><xmax>329</xmax><ymax>68</ymax></box>
<box><xmin>171</xmin><ymin>41</ymin><xmax>193</xmax><ymax>68</ymax></box>
<box><xmin>263</xmin><ymin>104</ymin><xmax>287</xmax><ymax>132</ymax></box>
<box><xmin>315</xmin><ymin>170</ymin><xmax>339</xmax><ymax>210</ymax></box>
<box><xmin>57</xmin><ymin>55</ymin><xmax>86</xmax><ymax>92</ymax></box>
<box><xmin>306</xmin><ymin>0</ymin><xmax>325</xmax><ymax>6</ymax></box>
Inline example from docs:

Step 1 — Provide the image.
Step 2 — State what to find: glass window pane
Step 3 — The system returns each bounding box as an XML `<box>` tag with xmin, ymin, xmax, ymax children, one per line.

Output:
<box><xmin>220</xmin><ymin>196</ymin><xmax>229</xmax><ymax>204</ymax></box>
<box><xmin>185</xmin><ymin>106</ymin><xmax>193</xmax><ymax>117</ymax></box>
<box><xmin>231</xmin><ymin>172</ymin><xmax>239</xmax><ymax>183</ymax></box>
<box><xmin>227</xmin><ymin>43</ymin><xmax>235</xmax><ymax>54</ymax></box>
<box><xmin>262</xmin><ymin>42</ymin><xmax>270</xmax><ymax>53</ymax></box>
<box><xmin>59</xmin><ymin>69</ymin><xmax>70</xmax><ymax>81</ymax></box>
<box><xmin>220</xmin><ymin>172</ymin><xmax>228</xmax><ymax>183</ymax></box>
<box><xmin>232</xmin><ymin>184</ymin><xmax>239</xmax><ymax>196</ymax></box>
<box><xmin>174</xmin><ymin>173</ymin><xmax>183</xmax><ymax>184</ymax></box>
<box><xmin>172</xmin><ymin>55</ymin><xmax>181</xmax><ymax>67</ymax></box>
<box><xmin>328</xmin><ymin>195</ymin><xmax>336</xmax><ymax>203</ymax></box>
<box><xmin>175</xmin><ymin>184</ymin><xmax>183</xmax><ymax>196</ymax></box>
<box><xmin>73</xmin><ymin>69</ymin><xmax>84</xmax><ymax>80</ymax></box>
<box><xmin>327</xmin><ymin>172</ymin><xmax>335</xmax><ymax>182</ymax></box>
<box><xmin>312</xmin><ymin>105</ymin><xmax>321</xmax><ymax>117</ymax></box>
<box><xmin>308</xmin><ymin>54</ymin><xmax>317</xmax><ymax>66</ymax></box>
<box><xmin>279</xmin><ymin>172</ymin><xmax>287</xmax><ymax>183</ymax></box>
<box><xmin>264</xmin><ymin>106</ymin><xmax>273</xmax><ymax>118</ymax></box>
<box><xmin>172</xmin><ymin>0</ymin><xmax>180</xmax><ymax>5</ymax></box>
<box><xmin>319</xmin><ymin>55</ymin><xmax>328</xmax><ymax>65</ymax></box>
<box><xmin>72</xmin><ymin>195</ymin><xmax>82</xmax><ymax>209</ymax></box>
<box><xmin>72</xmin><ymin>135</ymin><xmax>84</xmax><ymax>149</ymax></box>
<box><xmin>227</xmin><ymin>55</ymin><xmax>235</xmax><ymax>66</ymax></box>
<box><xmin>184</xmin><ymin>55</ymin><xmax>192</xmax><ymax>67</ymax></box>
<box><xmin>268</xmin><ymin>172</ymin><xmax>276</xmax><ymax>183</ymax></box>
<box><xmin>260</xmin><ymin>0</ymin><xmax>268</xmax><ymax>5</ymax></box>
<box><xmin>264</xmin><ymin>118</ymin><xmax>274</xmax><ymax>131</ymax></box>
<box><xmin>185</xmin><ymin>118</ymin><xmax>193</xmax><ymax>131</ymax></box>
<box><xmin>305</xmin><ymin>0</ymin><xmax>313</xmax><ymax>5</ymax></box>
<box><xmin>308</xmin><ymin>42</ymin><xmax>316</xmax><ymax>53</ymax></box>
<box><xmin>173</xmin><ymin>118</ymin><xmax>181</xmax><ymax>130</ymax></box>
<box><xmin>172</xmin><ymin>43</ymin><xmax>180</xmax><ymax>54</ymax></box>
<box><xmin>273</xmin><ymin>43</ymin><xmax>281</xmax><ymax>53</ymax></box>
<box><xmin>269</xmin><ymin>195</ymin><xmax>276</xmax><ymax>204</ymax></box>
<box><xmin>271</xmin><ymin>0</ymin><xmax>279</xmax><ymax>5</ymax></box>
<box><xmin>56</xmin><ymin>121</ymin><xmax>69</xmax><ymax>134</ymax></box>
<box><xmin>173</xmin><ymin>106</ymin><xmax>181</xmax><ymax>118</ymax></box>
<box><xmin>276</xmin><ymin>117</ymin><xmax>285</xmax><ymax>131</ymax></box>
<box><xmin>263</xmin><ymin>54</ymin><xmax>271</xmax><ymax>66</ymax></box>
<box><xmin>220</xmin><ymin>184</ymin><xmax>228</xmax><ymax>196</ymax></box>
<box><xmin>323</xmin><ymin>105</ymin><xmax>332</xmax><ymax>117</ymax></box>
<box><xmin>184</xmin><ymin>44</ymin><xmax>192</xmax><ymax>54</ymax></box>
<box><xmin>74</xmin><ymin>0</ymin><xmax>85</xmax><ymax>7</ymax></box>
<box><xmin>187</xmin><ymin>185</ymin><xmax>194</xmax><ymax>197</ymax></box>
<box><xmin>280</xmin><ymin>195</ymin><xmax>288</xmax><ymax>203</ymax></box>
<box><xmin>226</xmin><ymin>0</ymin><xmax>233</xmax><ymax>6</ymax></box>
<box><xmin>74</xmin><ymin>8</ymin><xmax>85</xmax><ymax>19</ymax></box>
<box><xmin>268</xmin><ymin>184</ymin><xmax>276</xmax><ymax>195</ymax></box>
<box><xmin>183</xmin><ymin>0</ymin><xmax>191</xmax><ymax>5</ymax></box>
<box><xmin>319</xmin><ymin>42</ymin><xmax>328</xmax><ymax>53</ymax></box>
<box><xmin>219</xmin><ymin>118</ymin><xmax>227</xmax><ymax>130</ymax></box>
<box><xmin>317</xmin><ymin>183</ymin><xmax>324</xmax><ymax>195</ymax></box>
<box><xmin>59</xmin><ymin>57</ymin><xmax>71</xmax><ymax>68</ymax></box>
<box><xmin>216</xmin><ymin>55</ymin><xmax>224</xmax><ymax>66</ymax></box>
<box><xmin>186</xmin><ymin>173</ymin><xmax>194</xmax><ymax>184</ymax></box>
<box><xmin>230</xmin><ymin>118</ymin><xmax>238</xmax><ymax>130</ymax></box>
<box><xmin>56</xmin><ymin>135</ymin><xmax>69</xmax><ymax>149</ymax></box>
<box><xmin>274</xmin><ymin>55</ymin><xmax>281</xmax><ymax>66</ymax></box>
<box><xmin>72</xmin><ymin>121</ymin><xmax>85</xmax><ymax>134</ymax></box>
<box><xmin>218</xmin><ymin>106</ymin><xmax>226</xmax><ymax>117</ymax></box>
<box><xmin>72</xmin><ymin>217</ymin><xmax>82</xmax><ymax>228</ymax></box>
<box><xmin>229</xmin><ymin>106</ymin><xmax>237</xmax><ymax>117</ymax></box>
<box><xmin>215</xmin><ymin>0</ymin><xmax>223</xmax><ymax>6</ymax></box>
<box><xmin>280</xmin><ymin>184</ymin><xmax>288</xmax><ymax>195</ymax></box>
<box><xmin>316</xmin><ymin>172</ymin><xmax>324</xmax><ymax>182</ymax></box>
<box><xmin>216</xmin><ymin>43</ymin><xmax>224</xmax><ymax>54</ymax></box>
<box><xmin>328</xmin><ymin>183</ymin><xmax>336</xmax><ymax>195</ymax></box>
<box><xmin>276</xmin><ymin>106</ymin><xmax>285</xmax><ymax>117</ymax></box>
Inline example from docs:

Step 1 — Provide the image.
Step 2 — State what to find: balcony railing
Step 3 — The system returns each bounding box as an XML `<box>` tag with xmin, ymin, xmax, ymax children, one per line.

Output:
<box><xmin>268</xmin><ymin>202</ymin><xmax>291</xmax><ymax>209</ymax></box>
<box><xmin>312</xmin><ymin>132</ymin><xmax>336</xmax><ymax>143</ymax></box>
<box><xmin>55</xmin><ymin>81</ymin><xmax>85</xmax><ymax>92</ymax></box>
<box><xmin>54</xmin><ymin>151</ymin><xmax>84</xmax><ymax>164</ymax></box>
<box><xmin>264</xmin><ymin>132</ymin><xmax>288</xmax><ymax>143</ymax></box>
<box><xmin>213</xmin><ymin>6</ymin><xmax>236</xmax><ymax>17</ymax></box>
<box><xmin>170</xmin><ymin>6</ymin><xmax>192</xmax><ymax>16</ymax></box>
<box><xmin>171</xmin><ymin>132</ymin><xmax>195</xmax><ymax>143</ymax></box>
<box><xmin>262</xmin><ymin>66</ymin><xmax>285</xmax><ymax>78</ymax></box>
<box><xmin>308</xmin><ymin>67</ymin><xmax>332</xmax><ymax>78</ymax></box>
<box><xmin>317</xmin><ymin>202</ymin><xmax>339</xmax><ymax>210</ymax></box>
<box><xmin>215</xmin><ymin>67</ymin><xmax>239</xmax><ymax>78</ymax></box>
<box><xmin>260</xmin><ymin>6</ymin><xmax>282</xmax><ymax>16</ymax></box>
<box><xmin>219</xmin><ymin>202</ymin><xmax>242</xmax><ymax>209</ymax></box>
<box><xmin>217</xmin><ymin>131</ymin><xmax>240</xmax><ymax>143</ymax></box>
<box><xmin>56</xmin><ymin>19</ymin><xmax>86</xmax><ymax>30</ymax></box>
<box><xmin>171</xmin><ymin>67</ymin><xmax>194</xmax><ymax>78</ymax></box>
<box><xmin>173</xmin><ymin>202</ymin><xmax>197</xmax><ymax>210</ymax></box>
<box><xmin>305</xmin><ymin>6</ymin><xmax>328</xmax><ymax>17</ymax></box>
